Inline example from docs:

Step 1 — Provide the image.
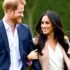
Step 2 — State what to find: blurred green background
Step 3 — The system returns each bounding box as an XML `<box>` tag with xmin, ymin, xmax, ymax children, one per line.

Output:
<box><xmin>0</xmin><ymin>0</ymin><xmax>70</xmax><ymax>37</ymax></box>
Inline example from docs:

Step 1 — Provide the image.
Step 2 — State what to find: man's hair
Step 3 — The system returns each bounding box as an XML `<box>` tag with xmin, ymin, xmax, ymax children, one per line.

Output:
<box><xmin>3</xmin><ymin>0</ymin><xmax>18</xmax><ymax>12</ymax></box>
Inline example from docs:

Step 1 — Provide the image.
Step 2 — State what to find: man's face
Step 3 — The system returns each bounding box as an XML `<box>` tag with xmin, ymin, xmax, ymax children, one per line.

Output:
<box><xmin>12</xmin><ymin>0</ymin><xmax>26</xmax><ymax>24</ymax></box>
<box><xmin>12</xmin><ymin>3</ymin><xmax>25</xmax><ymax>24</ymax></box>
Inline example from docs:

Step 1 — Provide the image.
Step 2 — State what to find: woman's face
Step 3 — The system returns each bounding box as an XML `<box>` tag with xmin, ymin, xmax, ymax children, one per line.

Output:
<box><xmin>41</xmin><ymin>15</ymin><xmax>54</xmax><ymax>35</ymax></box>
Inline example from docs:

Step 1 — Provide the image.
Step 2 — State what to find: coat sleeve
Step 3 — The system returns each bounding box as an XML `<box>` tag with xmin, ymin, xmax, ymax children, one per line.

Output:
<box><xmin>26</xmin><ymin>26</ymin><xmax>41</xmax><ymax>70</ymax></box>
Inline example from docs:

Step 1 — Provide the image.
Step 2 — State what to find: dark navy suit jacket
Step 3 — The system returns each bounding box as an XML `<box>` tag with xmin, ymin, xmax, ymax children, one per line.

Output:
<box><xmin>0</xmin><ymin>20</ymin><xmax>41</xmax><ymax>70</ymax></box>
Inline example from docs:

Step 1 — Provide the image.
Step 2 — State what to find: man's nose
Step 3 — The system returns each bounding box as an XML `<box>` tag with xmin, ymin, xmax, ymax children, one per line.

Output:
<box><xmin>21</xmin><ymin>13</ymin><xmax>24</xmax><ymax>18</ymax></box>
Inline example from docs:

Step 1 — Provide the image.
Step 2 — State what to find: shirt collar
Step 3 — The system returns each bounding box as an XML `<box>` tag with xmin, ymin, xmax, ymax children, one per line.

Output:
<box><xmin>3</xmin><ymin>18</ymin><xmax>18</xmax><ymax>31</ymax></box>
<box><xmin>3</xmin><ymin>18</ymin><xmax>10</xmax><ymax>31</ymax></box>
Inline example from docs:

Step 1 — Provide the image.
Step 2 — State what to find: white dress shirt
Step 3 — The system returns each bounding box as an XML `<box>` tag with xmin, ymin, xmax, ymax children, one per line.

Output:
<box><xmin>3</xmin><ymin>19</ymin><xmax>22</xmax><ymax>70</ymax></box>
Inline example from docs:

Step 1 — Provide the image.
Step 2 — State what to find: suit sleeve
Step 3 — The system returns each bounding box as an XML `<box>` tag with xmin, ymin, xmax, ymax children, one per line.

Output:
<box><xmin>27</xmin><ymin>27</ymin><xmax>41</xmax><ymax>70</ymax></box>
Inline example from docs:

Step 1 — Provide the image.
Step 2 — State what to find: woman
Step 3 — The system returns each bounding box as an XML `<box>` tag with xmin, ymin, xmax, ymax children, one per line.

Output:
<box><xmin>27</xmin><ymin>10</ymin><xmax>70</xmax><ymax>70</ymax></box>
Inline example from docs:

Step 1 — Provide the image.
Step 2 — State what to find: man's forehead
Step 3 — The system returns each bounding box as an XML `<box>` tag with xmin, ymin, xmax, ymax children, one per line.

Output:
<box><xmin>17</xmin><ymin>0</ymin><xmax>26</xmax><ymax>5</ymax></box>
<box><xmin>18</xmin><ymin>4</ymin><xmax>24</xmax><ymax>10</ymax></box>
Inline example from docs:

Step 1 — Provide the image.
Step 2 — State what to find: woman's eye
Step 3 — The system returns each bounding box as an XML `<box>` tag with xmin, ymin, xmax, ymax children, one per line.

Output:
<box><xmin>41</xmin><ymin>21</ymin><xmax>49</xmax><ymax>24</ymax></box>
<box><xmin>45</xmin><ymin>21</ymin><xmax>49</xmax><ymax>24</ymax></box>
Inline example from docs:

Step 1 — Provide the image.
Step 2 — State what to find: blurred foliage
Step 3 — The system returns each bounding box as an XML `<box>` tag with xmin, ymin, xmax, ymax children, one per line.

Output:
<box><xmin>0</xmin><ymin>1</ymin><xmax>4</xmax><ymax>19</ymax></box>
<box><xmin>0</xmin><ymin>0</ymin><xmax>70</xmax><ymax>37</ymax></box>
<box><xmin>24</xmin><ymin>0</ymin><xmax>70</xmax><ymax>37</ymax></box>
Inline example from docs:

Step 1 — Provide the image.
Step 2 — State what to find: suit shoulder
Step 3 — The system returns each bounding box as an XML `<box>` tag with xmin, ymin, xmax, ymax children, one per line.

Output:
<box><xmin>22</xmin><ymin>24</ymin><xmax>29</xmax><ymax>28</ymax></box>
<box><xmin>0</xmin><ymin>20</ymin><xmax>3</xmax><ymax>24</ymax></box>
<box><xmin>19</xmin><ymin>23</ymin><xmax>29</xmax><ymax>29</ymax></box>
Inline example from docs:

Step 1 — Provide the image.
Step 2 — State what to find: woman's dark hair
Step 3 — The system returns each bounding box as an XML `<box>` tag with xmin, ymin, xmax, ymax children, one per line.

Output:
<box><xmin>36</xmin><ymin>10</ymin><xmax>69</xmax><ymax>70</ymax></box>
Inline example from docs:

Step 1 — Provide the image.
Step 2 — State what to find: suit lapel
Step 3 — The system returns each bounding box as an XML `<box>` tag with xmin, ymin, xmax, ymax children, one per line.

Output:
<box><xmin>17</xmin><ymin>24</ymin><xmax>23</xmax><ymax>59</ymax></box>
<box><xmin>0</xmin><ymin>20</ymin><xmax>10</xmax><ymax>55</ymax></box>
<box><xmin>17</xmin><ymin>24</ymin><xmax>27</xmax><ymax>59</ymax></box>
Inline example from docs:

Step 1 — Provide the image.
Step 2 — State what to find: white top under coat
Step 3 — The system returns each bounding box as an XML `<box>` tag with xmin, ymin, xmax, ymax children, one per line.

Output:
<box><xmin>47</xmin><ymin>43</ymin><xmax>64</xmax><ymax>70</ymax></box>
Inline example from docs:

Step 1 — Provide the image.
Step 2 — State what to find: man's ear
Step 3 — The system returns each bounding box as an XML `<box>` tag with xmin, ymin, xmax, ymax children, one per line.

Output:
<box><xmin>8</xmin><ymin>9</ymin><xmax>14</xmax><ymax>17</ymax></box>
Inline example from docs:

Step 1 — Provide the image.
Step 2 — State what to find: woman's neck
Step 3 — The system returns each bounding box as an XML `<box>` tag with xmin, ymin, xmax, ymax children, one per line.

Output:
<box><xmin>46</xmin><ymin>32</ymin><xmax>57</xmax><ymax>49</ymax></box>
<box><xmin>47</xmin><ymin>31</ymin><xmax>55</xmax><ymax>41</ymax></box>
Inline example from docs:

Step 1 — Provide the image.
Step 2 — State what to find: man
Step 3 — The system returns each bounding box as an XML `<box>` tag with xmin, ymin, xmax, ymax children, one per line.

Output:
<box><xmin>0</xmin><ymin>0</ymin><xmax>41</xmax><ymax>70</ymax></box>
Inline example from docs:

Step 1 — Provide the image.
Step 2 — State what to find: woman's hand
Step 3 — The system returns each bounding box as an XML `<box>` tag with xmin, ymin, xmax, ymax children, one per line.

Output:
<box><xmin>27</xmin><ymin>49</ymin><xmax>38</xmax><ymax>60</ymax></box>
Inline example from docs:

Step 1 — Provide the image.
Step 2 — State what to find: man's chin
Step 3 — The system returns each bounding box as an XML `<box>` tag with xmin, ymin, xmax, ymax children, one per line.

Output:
<box><xmin>19</xmin><ymin>20</ymin><xmax>22</xmax><ymax>23</ymax></box>
<box><xmin>17</xmin><ymin>20</ymin><xmax>22</xmax><ymax>24</ymax></box>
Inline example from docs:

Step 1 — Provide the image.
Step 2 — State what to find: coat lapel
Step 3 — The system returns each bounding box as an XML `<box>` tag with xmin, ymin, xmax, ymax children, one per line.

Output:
<box><xmin>17</xmin><ymin>24</ymin><xmax>24</xmax><ymax>59</ymax></box>
<box><xmin>17</xmin><ymin>24</ymin><xmax>27</xmax><ymax>59</ymax></box>
<box><xmin>0</xmin><ymin>20</ymin><xmax>10</xmax><ymax>55</ymax></box>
